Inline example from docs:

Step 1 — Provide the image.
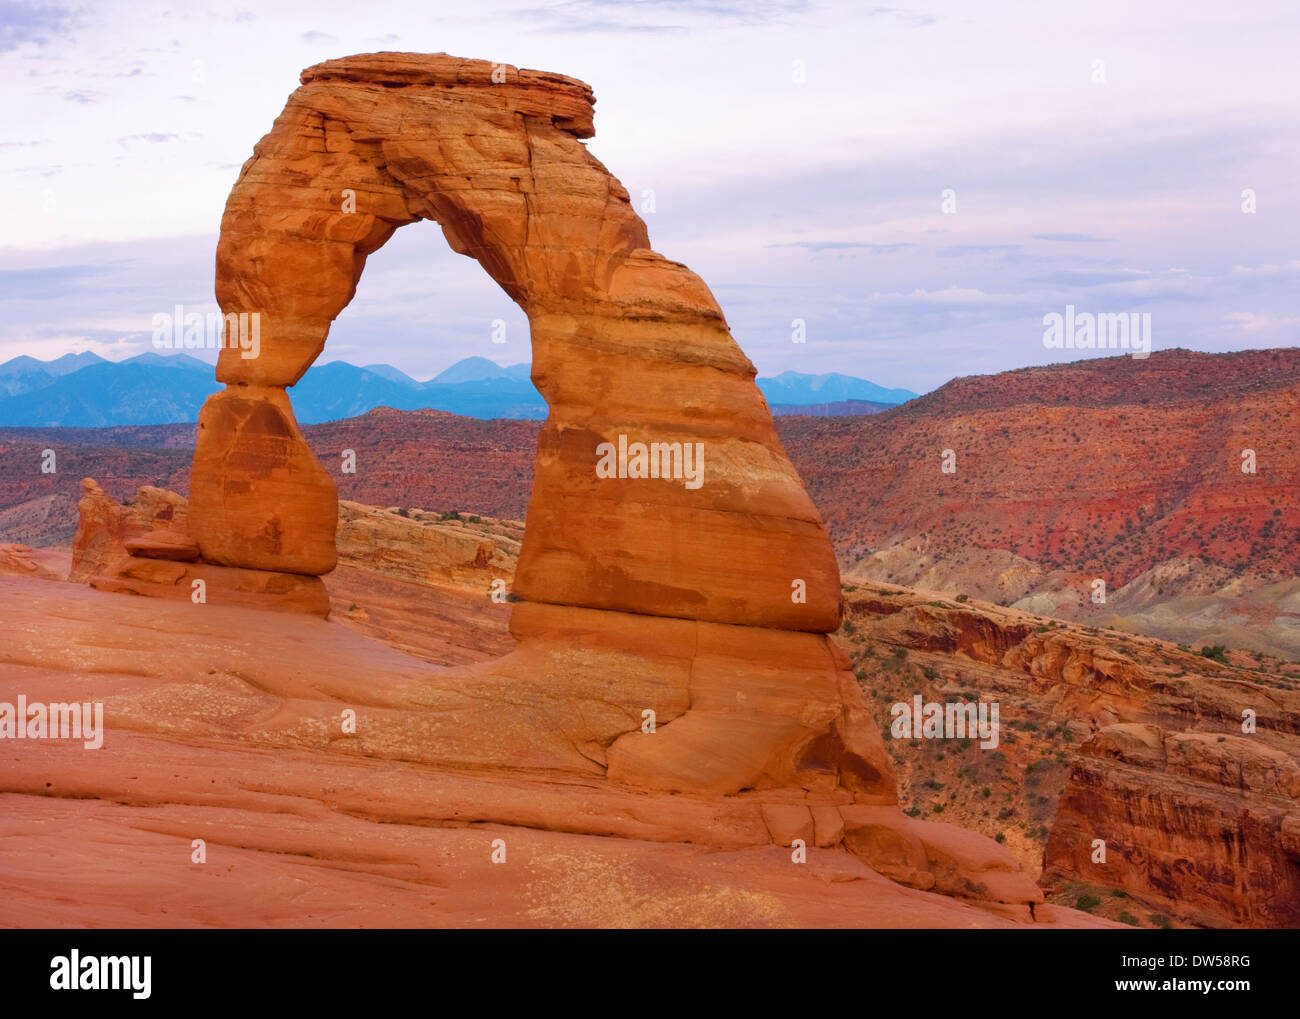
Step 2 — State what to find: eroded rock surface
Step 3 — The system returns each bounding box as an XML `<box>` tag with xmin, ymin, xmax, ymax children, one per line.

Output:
<box><xmin>1045</xmin><ymin>724</ymin><xmax>1300</xmax><ymax>928</ymax></box>
<box><xmin>193</xmin><ymin>51</ymin><xmax>838</xmax><ymax>630</ymax></box>
<box><xmin>36</xmin><ymin>52</ymin><xmax>1057</xmax><ymax>924</ymax></box>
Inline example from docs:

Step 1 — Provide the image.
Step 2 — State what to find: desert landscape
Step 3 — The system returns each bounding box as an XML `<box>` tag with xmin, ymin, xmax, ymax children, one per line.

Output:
<box><xmin>1</xmin><ymin>2</ymin><xmax>1297</xmax><ymax>972</ymax></box>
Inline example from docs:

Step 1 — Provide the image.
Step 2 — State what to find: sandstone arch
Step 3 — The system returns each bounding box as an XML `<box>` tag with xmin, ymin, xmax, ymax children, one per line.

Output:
<box><xmin>180</xmin><ymin>51</ymin><xmax>891</xmax><ymax>802</ymax></box>
<box><xmin>67</xmin><ymin>55</ymin><xmax>1047</xmax><ymax>907</ymax></box>
<box><xmin>189</xmin><ymin>52</ymin><xmax>841</xmax><ymax>632</ymax></box>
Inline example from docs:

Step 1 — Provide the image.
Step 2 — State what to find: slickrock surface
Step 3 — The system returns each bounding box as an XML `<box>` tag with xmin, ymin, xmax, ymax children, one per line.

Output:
<box><xmin>0</xmin><ymin>573</ymin><xmax>1110</xmax><ymax>929</ymax></box>
<box><xmin>329</xmin><ymin>502</ymin><xmax>520</xmax><ymax>665</ymax></box>
<box><xmin>0</xmin><ymin>542</ymin><xmax>64</xmax><ymax>581</ymax></box>
<box><xmin>336</xmin><ymin>500</ymin><xmax>519</xmax><ymax>591</ymax></box>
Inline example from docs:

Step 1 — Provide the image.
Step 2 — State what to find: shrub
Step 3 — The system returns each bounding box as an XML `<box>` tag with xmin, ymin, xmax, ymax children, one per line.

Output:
<box><xmin>1075</xmin><ymin>894</ymin><xmax>1102</xmax><ymax>912</ymax></box>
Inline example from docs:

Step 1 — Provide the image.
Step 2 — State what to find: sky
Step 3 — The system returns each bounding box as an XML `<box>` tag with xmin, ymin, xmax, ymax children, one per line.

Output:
<box><xmin>1</xmin><ymin>0</ymin><xmax>1297</xmax><ymax>392</ymax></box>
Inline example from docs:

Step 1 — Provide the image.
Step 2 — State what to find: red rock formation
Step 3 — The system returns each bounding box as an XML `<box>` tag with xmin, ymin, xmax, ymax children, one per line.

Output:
<box><xmin>841</xmin><ymin>582</ymin><xmax>1300</xmax><ymax>925</ymax></box>
<box><xmin>0</xmin><ymin>543</ymin><xmax>64</xmax><ymax>581</ymax></box>
<box><xmin>71</xmin><ymin>479</ymin><xmax>328</xmax><ymax>616</ymax></box>
<box><xmin>1045</xmin><ymin>724</ymin><xmax>1300</xmax><ymax>928</ymax></box>
<box><xmin>190</xmin><ymin>51</ymin><xmax>839</xmax><ymax>631</ymax></box>
<box><xmin>70</xmin><ymin>478</ymin><xmax>188</xmax><ymax>583</ymax></box>
<box><xmin>335</xmin><ymin>500</ymin><xmax>517</xmax><ymax>591</ymax></box>
<box><xmin>177</xmin><ymin>52</ymin><xmax>868</xmax><ymax>809</ymax></box>
<box><xmin>780</xmin><ymin>348</ymin><xmax>1300</xmax><ymax>624</ymax></box>
<box><xmin>0</xmin><ymin>571</ymin><xmax>1096</xmax><ymax>927</ymax></box>
<box><xmin>44</xmin><ymin>53</ymin><xmax>1050</xmax><ymax>920</ymax></box>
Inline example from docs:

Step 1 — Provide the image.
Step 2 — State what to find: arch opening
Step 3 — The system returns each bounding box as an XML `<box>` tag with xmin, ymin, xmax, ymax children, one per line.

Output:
<box><xmin>187</xmin><ymin>50</ymin><xmax>842</xmax><ymax>633</ymax></box>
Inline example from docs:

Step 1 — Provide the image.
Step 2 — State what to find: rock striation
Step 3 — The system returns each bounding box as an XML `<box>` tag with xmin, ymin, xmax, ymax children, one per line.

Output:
<box><xmin>52</xmin><ymin>52</ymin><xmax>1048</xmax><ymax>919</ymax></box>
<box><xmin>1045</xmin><ymin>724</ymin><xmax>1300</xmax><ymax>928</ymax></box>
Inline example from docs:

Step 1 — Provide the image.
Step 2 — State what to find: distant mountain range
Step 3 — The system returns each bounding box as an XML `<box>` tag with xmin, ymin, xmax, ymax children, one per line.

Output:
<box><xmin>0</xmin><ymin>352</ymin><xmax>918</xmax><ymax>427</ymax></box>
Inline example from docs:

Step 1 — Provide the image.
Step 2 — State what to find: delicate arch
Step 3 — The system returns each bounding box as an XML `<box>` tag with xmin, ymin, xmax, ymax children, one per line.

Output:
<box><xmin>189</xmin><ymin>52</ymin><xmax>840</xmax><ymax>632</ymax></box>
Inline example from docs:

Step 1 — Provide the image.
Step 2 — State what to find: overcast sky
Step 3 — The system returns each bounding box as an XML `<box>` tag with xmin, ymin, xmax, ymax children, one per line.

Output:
<box><xmin>1</xmin><ymin>0</ymin><xmax>1297</xmax><ymax>390</ymax></box>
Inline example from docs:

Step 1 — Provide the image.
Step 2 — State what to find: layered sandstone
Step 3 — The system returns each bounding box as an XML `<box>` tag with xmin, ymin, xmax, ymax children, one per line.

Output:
<box><xmin>71</xmin><ymin>479</ymin><xmax>329</xmax><ymax>616</ymax></box>
<box><xmin>178</xmin><ymin>53</ymin><xmax>862</xmax><ymax>814</ymax></box>
<box><xmin>0</xmin><ymin>569</ymin><xmax>1090</xmax><ymax>926</ymax></box>
<box><xmin>41</xmin><ymin>52</ymin><xmax>1053</xmax><ymax>921</ymax></box>
<box><xmin>839</xmin><ymin>581</ymin><xmax>1300</xmax><ymax>926</ymax></box>
<box><xmin>192</xmin><ymin>51</ymin><xmax>839</xmax><ymax>631</ymax></box>
<box><xmin>1044</xmin><ymin>724</ymin><xmax>1300</xmax><ymax>928</ymax></box>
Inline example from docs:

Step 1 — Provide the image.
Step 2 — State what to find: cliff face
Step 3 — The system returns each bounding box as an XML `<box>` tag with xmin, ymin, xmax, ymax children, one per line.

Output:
<box><xmin>1045</xmin><ymin>725</ymin><xmax>1300</xmax><ymax>929</ymax></box>
<box><xmin>838</xmin><ymin>583</ymin><xmax>1300</xmax><ymax>927</ymax></box>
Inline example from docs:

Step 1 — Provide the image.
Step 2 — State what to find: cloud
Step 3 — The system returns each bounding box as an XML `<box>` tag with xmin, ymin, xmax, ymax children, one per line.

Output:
<box><xmin>0</xmin><ymin>264</ymin><xmax>114</xmax><ymax>300</ymax></box>
<box><xmin>1031</xmin><ymin>232</ymin><xmax>1114</xmax><ymax>243</ymax></box>
<box><xmin>512</xmin><ymin>0</ymin><xmax>809</xmax><ymax>34</ymax></box>
<box><xmin>300</xmin><ymin>30</ymin><xmax>338</xmax><ymax>44</ymax></box>
<box><xmin>937</xmin><ymin>244</ymin><xmax>1023</xmax><ymax>257</ymax></box>
<box><xmin>118</xmin><ymin>133</ymin><xmax>181</xmax><ymax>146</ymax></box>
<box><xmin>765</xmin><ymin>241</ymin><xmax>913</xmax><ymax>253</ymax></box>
<box><xmin>0</xmin><ymin>0</ymin><xmax>73</xmax><ymax>53</ymax></box>
<box><xmin>1028</xmin><ymin>269</ymin><xmax>1148</xmax><ymax>287</ymax></box>
<box><xmin>62</xmin><ymin>89</ymin><xmax>102</xmax><ymax>104</ymax></box>
<box><xmin>862</xmin><ymin>6</ymin><xmax>938</xmax><ymax>27</ymax></box>
<box><xmin>1223</xmin><ymin>311</ymin><xmax>1300</xmax><ymax>333</ymax></box>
